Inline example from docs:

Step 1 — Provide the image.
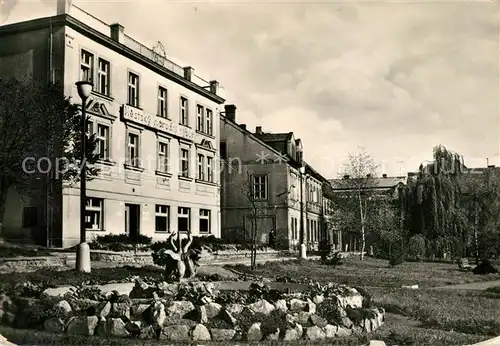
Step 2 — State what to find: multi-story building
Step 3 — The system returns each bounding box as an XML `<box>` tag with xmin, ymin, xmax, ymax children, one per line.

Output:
<box><xmin>0</xmin><ymin>1</ymin><xmax>225</xmax><ymax>247</ymax></box>
<box><xmin>219</xmin><ymin>105</ymin><xmax>329</xmax><ymax>250</ymax></box>
<box><xmin>328</xmin><ymin>174</ymin><xmax>407</xmax><ymax>252</ymax></box>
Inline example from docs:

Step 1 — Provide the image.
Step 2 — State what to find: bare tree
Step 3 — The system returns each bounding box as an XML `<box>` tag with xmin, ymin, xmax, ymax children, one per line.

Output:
<box><xmin>337</xmin><ymin>147</ymin><xmax>379</xmax><ymax>260</ymax></box>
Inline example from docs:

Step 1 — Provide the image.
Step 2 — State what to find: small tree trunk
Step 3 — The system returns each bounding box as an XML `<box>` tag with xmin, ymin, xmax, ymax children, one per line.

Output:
<box><xmin>474</xmin><ymin>199</ymin><xmax>480</xmax><ymax>265</ymax></box>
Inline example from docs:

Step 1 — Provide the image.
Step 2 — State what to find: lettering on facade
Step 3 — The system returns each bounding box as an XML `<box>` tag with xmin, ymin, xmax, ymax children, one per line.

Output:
<box><xmin>122</xmin><ymin>105</ymin><xmax>194</xmax><ymax>140</ymax></box>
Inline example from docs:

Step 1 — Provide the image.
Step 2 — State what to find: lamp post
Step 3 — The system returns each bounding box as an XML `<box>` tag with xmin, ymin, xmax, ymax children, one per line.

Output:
<box><xmin>75</xmin><ymin>81</ymin><xmax>93</xmax><ymax>273</ymax></box>
<box><xmin>299</xmin><ymin>166</ymin><xmax>307</xmax><ymax>259</ymax></box>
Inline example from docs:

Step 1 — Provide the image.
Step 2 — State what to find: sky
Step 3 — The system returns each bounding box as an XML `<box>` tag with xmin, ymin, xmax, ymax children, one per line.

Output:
<box><xmin>2</xmin><ymin>0</ymin><xmax>500</xmax><ymax>178</ymax></box>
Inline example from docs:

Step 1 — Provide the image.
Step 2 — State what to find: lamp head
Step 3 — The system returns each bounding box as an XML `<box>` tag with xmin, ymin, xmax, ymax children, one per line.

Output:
<box><xmin>299</xmin><ymin>166</ymin><xmax>306</xmax><ymax>174</ymax></box>
<box><xmin>75</xmin><ymin>81</ymin><xmax>93</xmax><ymax>100</ymax></box>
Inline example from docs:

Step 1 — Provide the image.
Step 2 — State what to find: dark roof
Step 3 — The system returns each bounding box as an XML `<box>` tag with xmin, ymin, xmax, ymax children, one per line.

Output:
<box><xmin>255</xmin><ymin>132</ymin><xmax>293</xmax><ymax>142</ymax></box>
<box><xmin>329</xmin><ymin>176</ymin><xmax>407</xmax><ymax>190</ymax></box>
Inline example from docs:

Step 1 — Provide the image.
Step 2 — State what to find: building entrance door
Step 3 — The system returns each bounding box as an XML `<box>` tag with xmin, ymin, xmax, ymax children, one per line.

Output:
<box><xmin>125</xmin><ymin>204</ymin><xmax>140</xmax><ymax>241</ymax></box>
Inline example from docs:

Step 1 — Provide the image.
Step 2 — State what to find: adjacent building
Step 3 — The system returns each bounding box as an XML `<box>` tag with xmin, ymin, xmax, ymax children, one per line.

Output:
<box><xmin>0</xmin><ymin>1</ymin><xmax>225</xmax><ymax>247</ymax></box>
<box><xmin>219</xmin><ymin>106</ymin><xmax>331</xmax><ymax>251</ymax></box>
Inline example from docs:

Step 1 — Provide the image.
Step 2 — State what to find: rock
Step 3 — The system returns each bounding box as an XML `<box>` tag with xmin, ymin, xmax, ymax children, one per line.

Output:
<box><xmin>401</xmin><ymin>284</ymin><xmax>419</xmax><ymax>289</ymax></box>
<box><xmin>130</xmin><ymin>279</ymin><xmax>155</xmax><ymax>298</ymax></box>
<box><xmin>203</xmin><ymin>302</ymin><xmax>222</xmax><ymax>319</ymax></box>
<box><xmin>194</xmin><ymin>306</ymin><xmax>208</xmax><ymax>324</ymax></box>
<box><xmin>305</xmin><ymin>326</ymin><xmax>326</xmax><ymax>341</ymax></box>
<box><xmin>43</xmin><ymin>317</ymin><xmax>65</xmax><ymax>333</ymax></box>
<box><xmin>369</xmin><ymin>341</ymin><xmax>387</xmax><ymax>346</ymax></box>
<box><xmin>54</xmin><ymin>300</ymin><xmax>72</xmax><ymax>317</ymax></box>
<box><xmin>225</xmin><ymin>303</ymin><xmax>244</xmax><ymax>315</ymax></box>
<box><xmin>341</xmin><ymin>316</ymin><xmax>353</xmax><ymax>329</ymax></box>
<box><xmin>166</xmin><ymin>301</ymin><xmax>195</xmax><ymax>319</ymax></box>
<box><xmin>42</xmin><ymin>286</ymin><xmax>76</xmax><ymax>297</ymax></box>
<box><xmin>139</xmin><ymin>325</ymin><xmax>157</xmax><ymax>339</ymax></box>
<box><xmin>283</xmin><ymin>328</ymin><xmax>299</xmax><ymax>341</ymax></box>
<box><xmin>247</xmin><ymin>323</ymin><xmax>262</xmax><ymax>341</ymax></box>
<box><xmin>200</xmin><ymin>296</ymin><xmax>212</xmax><ymax>304</ymax></box>
<box><xmin>191</xmin><ymin>324</ymin><xmax>211</xmax><ymax>341</ymax></box>
<box><xmin>0</xmin><ymin>333</ymin><xmax>17</xmax><ymax>346</ymax></box>
<box><xmin>313</xmin><ymin>295</ymin><xmax>325</xmax><ymax>305</ymax></box>
<box><xmin>96</xmin><ymin>318</ymin><xmax>130</xmax><ymax>337</ymax></box>
<box><xmin>324</xmin><ymin>324</ymin><xmax>338</xmax><ymax>338</ymax></box>
<box><xmin>97</xmin><ymin>283</ymin><xmax>135</xmax><ymax>297</ymax></box>
<box><xmin>161</xmin><ymin>325</ymin><xmax>190</xmax><ymax>341</ymax></box>
<box><xmin>210</xmin><ymin>328</ymin><xmax>236</xmax><ymax>341</ymax></box>
<box><xmin>219</xmin><ymin>309</ymin><xmax>237</xmax><ymax>327</ymax></box>
<box><xmin>274</xmin><ymin>299</ymin><xmax>288</xmax><ymax>312</ymax></box>
<box><xmin>157</xmin><ymin>282</ymin><xmax>179</xmax><ymax>296</ymax></box>
<box><xmin>295</xmin><ymin>322</ymin><xmax>303</xmax><ymax>338</ymax></box>
<box><xmin>310</xmin><ymin>314</ymin><xmax>328</xmax><ymax>328</ymax></box>
<box><xmin>130</xmin><ymin>303</ymin><xmax>150</xmax><ymax>319</ymax></box>
<box><xmin>151</xmin><ymin>301</ymin><xmax>166</xmax><ymax>329</ymax></box>
<box><xmin>66</xmin><ymin>316</ymin><xmax>99</xmax><ymax>336</ymax></box>
<box><xmin>266</xmin><ymin>328</ymin><xmax>280</xmax><ymax>341</ymax></box>
<box><xmin>0</xmin><ymin>294</ymin><xmax>11</xmax><ymax>310</ymax></box>
<box><xmin>289</xmin><ymin>298</ymin><xmax>307</xmax><ymax>311</ymax></box>
<box><xmin>95</xmin><ymin>301</ymin><xmax>111</xmax><ymax>318</ymax></box>
<box><xmin>163</xmin><ymin>317</ymin><xmax>197</xmax><ymax>328</ymax></box>
<box><xmin>363</xmin><ymin>318</ymin><xmax>372</xmax><ymax>333</ymax></box>
<box><xmin>285</xmin><ymin>314</ymin><xmax>295</xmax><ymax>324</ymax></box>
<box><xmin>110</xmin><ymin>301</ymin><xmax>131</xmax><ymax>319</ymax></box>
<box><xmin>247</xmin><ymin>299</ymin><xmax>275</xmax><ymax>315</ymax></box>
<box><xmin>338</xmin><ymin>289</ymin><xmax>363</xmax><ymax>309</ymax></box>
<box><xmin>305</xmin><ymin>299</ymin><xmax>316</xmax><ymax>314</ymax></box>
<box><xmin>69</xmin><ymin>298</ymin><xmax>99</xmax><ymax>312</ymax></box>
<box><xmin>125</xmin><ymin>321</ymin><xmax>141</xmax><ymax>336</ymax></box>
<box><xmin>295</xmin><ymin>311</ymin><xmax>312</xmax><ymax>324</ymax></box>
<box><xmin>370</xmin><ymin>316</ymin><xmax>379</xmax><ymax>331</ymax></box>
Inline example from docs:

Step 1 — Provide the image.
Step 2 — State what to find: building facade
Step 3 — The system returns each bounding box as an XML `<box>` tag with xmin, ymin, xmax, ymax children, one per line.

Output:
<box><xmin>219</xmin><ymin>106</ymin><xmax>329</xmax><ymax>251</ymax></box>
<box><xmin>0</xmin><ymin>1</ymin><xmax>225</xmax><ymax>247</ymax></box>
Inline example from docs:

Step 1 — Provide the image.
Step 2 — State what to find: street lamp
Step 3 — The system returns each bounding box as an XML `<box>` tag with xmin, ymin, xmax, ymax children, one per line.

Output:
<box><xmin>75</xmin><ymin>81</ymin><xmax>93</xmax><ymax>273</ymax></box>
<box><xmin>299</xmin><ymin>166</ymin><xmax>307</xmax><ymax>259</ymax></box>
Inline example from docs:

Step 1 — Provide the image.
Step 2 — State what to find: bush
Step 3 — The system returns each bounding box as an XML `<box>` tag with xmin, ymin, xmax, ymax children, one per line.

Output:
<box><xmin>322</xmin><ymin>251</ymin><xmax>344</xmax><ymax>267</ymax></box>
<box><xmin>407</xmin><ymin>235</ymin><xmax>426</xmax><ymax>261</ymax></box>
<box><xmin>473</xmin><ymin>260</ymin><xmax>499</xmax><ymax>275</ymax></box>
<box><xmin>89</xmin><ymin>233</ymin><xmax>152</xmax><ymax>252</ymax></box>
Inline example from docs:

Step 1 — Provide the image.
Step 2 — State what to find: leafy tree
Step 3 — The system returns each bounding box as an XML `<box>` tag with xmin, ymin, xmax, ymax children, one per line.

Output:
<box><xmin>334</xmin><ymin>147</ymin><xmax>379</xmax><ymax>260</ymax></box>
<box><xmin>0</xmin><ymin>77</ymin><xmax>99</xmax><ymax>241</ymax></box>
<box><xmin>398</xmin><ymin>145</ymin><xmax>468</xmax><ymax>259</ymax></box>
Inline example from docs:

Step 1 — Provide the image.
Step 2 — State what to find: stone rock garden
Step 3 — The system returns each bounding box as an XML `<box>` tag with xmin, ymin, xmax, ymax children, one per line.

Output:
<box><xmin>0</xmin><ymin>277</ymin><xmax>385</xmax><ymax>342</ymax></box>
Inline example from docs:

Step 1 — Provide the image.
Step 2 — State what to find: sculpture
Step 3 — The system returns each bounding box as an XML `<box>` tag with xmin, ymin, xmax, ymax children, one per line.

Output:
<box><xmin>153</xmin><ymin>230</ymin><xmax>201</xmax><ymax>281</ymax></box>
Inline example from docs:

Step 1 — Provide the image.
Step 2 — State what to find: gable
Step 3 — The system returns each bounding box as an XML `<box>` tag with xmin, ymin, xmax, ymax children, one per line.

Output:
<box><xmin>86</xmin><ymin>98</ymin><xmax>116</xmax><ymax>120</ymax></box>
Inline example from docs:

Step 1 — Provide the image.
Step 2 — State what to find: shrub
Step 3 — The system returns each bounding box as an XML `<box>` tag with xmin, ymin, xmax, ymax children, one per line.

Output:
<box><xmin>407</xmin><ymin>235</ymin><xmax>426</xmax><ymax>261</ymax></box>
<box><xmin>322</xmin><ymin>251</ymin><xmax>344</xmax><ymax>267</ymax></box>
<box><xmin>353</xmin><ymin>286</ymin><xmax>373</xmax><ymax>308</ymax></box>
<box><xmin>89</xmin><ymin>233</ymin><xmax>152</xmax><ymax>251</ymax></box>
<box><xmin>473</xmin><ymin>260</ymin><xmax>499</xmax><ymax>275</ymax></box>
<box><xmin>316</xmin><ymin>298</ymin><xmax>344</xmax><ymax>325</ymax></box>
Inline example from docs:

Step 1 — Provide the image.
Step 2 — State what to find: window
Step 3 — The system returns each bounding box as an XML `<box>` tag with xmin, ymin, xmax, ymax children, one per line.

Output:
<box><xmin>158</xmin><ymin>87</ymin><xmax>168</xmax><ymax>118</ymax></box>
<box><xmin>199</xmin><ymin>209</ymin><xmax>211</xmax><ymax>233</ymax></box>
<box><xmin>180</xmin><ymin>97</ymin><xmax>188</xmax><ymax>125</ymax></box>
<box><xmin>157</xmin><ymin>141</ymin><xmax>169</xmax><ymax>173</ymax></box>
<box><xmin>206</xmin><ymin>109</ymin><xmax>213</xmax><ymax>135</ymax></box>
<box><xmin>178</xmin><ymin>207</ymin><xmax>190</xmax><ymax>233</ymax></box>
<box><xmin>207</xmin><ymin>157</ymin><xmax>213</xmax><ymax>182</ymax></box>
<box><xmin>80</xmin><ymin>50</ymin><xmax>94</xmax><ymax>84</ymax></box>
<box><xmin>197</xmin><ymin>105</ymin><xmax>204</xmax><ymax>132</ymax></box>
<box><xmin>197</xmin><ymin>154</ymin><xmax>204</xmax><ymax>180</ymax></box>
<box><xmin>290</xmin><ymin>218</ymin><xmax>296</xmax><ymax>240</ymax></box>
<box><xmin>127</xmin><ymin>132</ymin><xmax>140</xmax><ymax>167</ymax></box>
<box><xmin>97</xmin><ymin>58</ymin><xmax>110</xmax><ymax>96</ymax></box>
<box><xmin>155</xmin><ymin>205</ymin><xmax>170</xmax><ymax>233</ymax></box>
<box><xmin>252</xmin><ymin>175</ymin><xmax>267</xmax><ymax>200</ymax></box>
<box><xmin>96</xmin><ymin>124</ymin><xmax>110</xmax><ymax>160</ymax></box>
<box><xmin>22</xmin><ymin>207</ymin><xmax>38</xmax><ymax>228</ymax></box>
<box><xmin>180</xmin><ymin>148</ymin><xmax>190</xmax><ymax>177</ymax></box>
<box><xmin>294</xmin><ymin>218</ymin><xmax>298</xmax><ymax>240</ymax></box>
<box><xmin>220</xmin><ymin>142</ymin><xmax>227</xmax><ymax>160</ymax></box>
<box><xmin>127</xmin><ymin>72</ymin><xmax>139</xmax><ymax>107</ymax></box>
<box><xmin>85</xmin><ymin>198</ymin><xmax>103</xmax><ymax>231</ymax></box>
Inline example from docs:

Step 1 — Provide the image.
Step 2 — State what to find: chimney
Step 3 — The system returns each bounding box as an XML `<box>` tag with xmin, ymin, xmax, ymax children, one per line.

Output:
<box><xmin>382</xmin><ymin>174</ymin><xmax>387</xmax><ymax>178</ymax></box>
<box><xmin>224</xmin><ymin>104</ymin><xmax>236</xmax><ymax>122</ymax></box>
<box><xmin>256</xmin><ymin>126</ymin><xmax>263</xmax><ymax>135</ymax></box>
<box><xmin>110</xmin><ymin>23</ymin><xmax>125</xmax><ymax>43</ymax></box>
<box><xmin>240</xmin><ymin>124</ymin><xmax>247</xmax><ymax>130</ymax></box>
<box><xmin>57</xmin><ymin>0</ymin><xmax>71</xmax><ymax>15</ymax></box>
<box><xmin>183</xmin><ymin>67</ymin><xmax>194</xmax><ymax>81</ymax></box>
<box><xmin>343</xmin><ymin>174</ymin><xmax>350</xmax><ymax>180</ymax></box>
<box><xmin>209</xmin><ymin>80</ymin><xmax>219</xmax><ymax>94</ymax></box>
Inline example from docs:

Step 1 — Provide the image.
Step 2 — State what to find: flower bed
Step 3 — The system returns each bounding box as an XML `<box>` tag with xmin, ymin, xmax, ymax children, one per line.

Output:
<box><xmin>0</xmin><ymin>279</ymin><xmax>385</xmax><ymax>341</ymax></box>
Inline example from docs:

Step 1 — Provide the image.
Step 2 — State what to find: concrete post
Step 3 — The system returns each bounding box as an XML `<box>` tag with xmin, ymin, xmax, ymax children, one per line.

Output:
<box><xmin>76</xmin><ymin>242</ymin><xmax>91</xmax><ymax>272</ymax></box>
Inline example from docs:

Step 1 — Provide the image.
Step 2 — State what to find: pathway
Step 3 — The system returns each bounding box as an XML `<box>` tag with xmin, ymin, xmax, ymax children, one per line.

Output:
<box><xmin>432</xmin><ymin>279</ymin><xmax>500</xmax><ymax>291</ymax></box>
